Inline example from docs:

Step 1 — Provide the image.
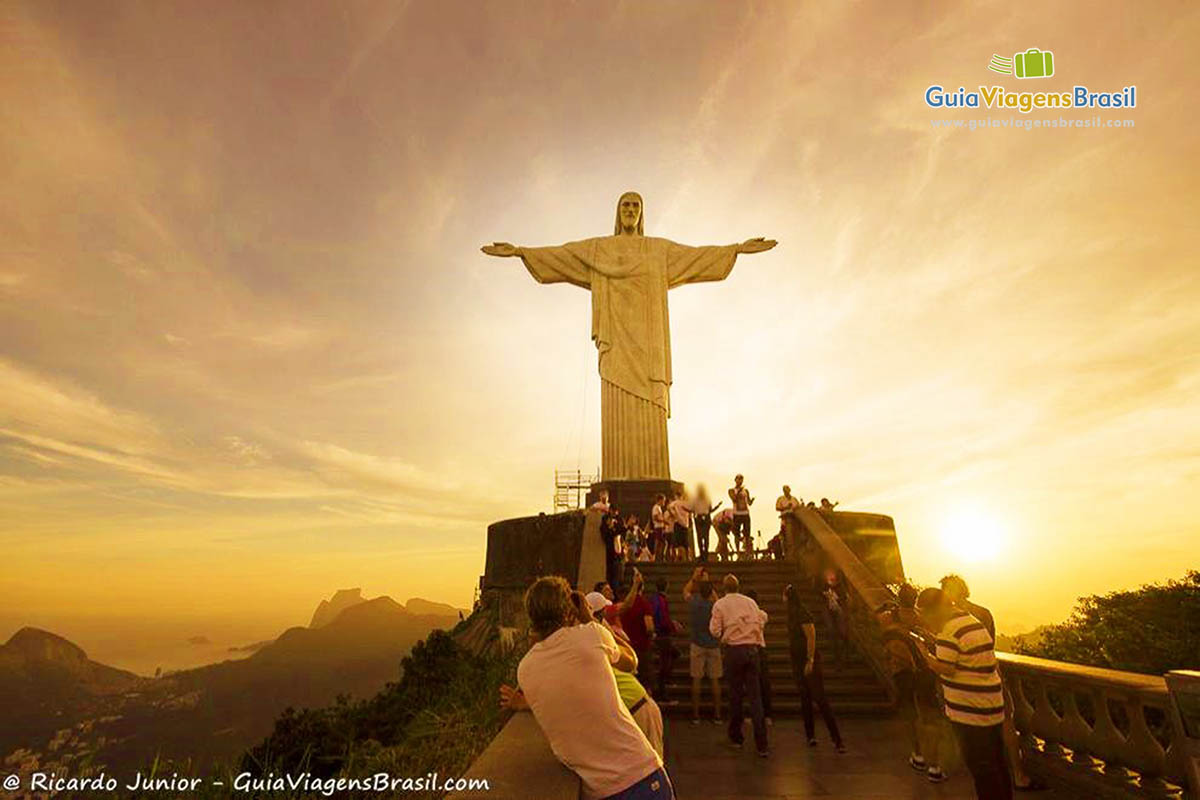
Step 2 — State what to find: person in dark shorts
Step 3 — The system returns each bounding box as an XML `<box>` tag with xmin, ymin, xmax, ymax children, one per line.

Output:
<box><xmin>667</xmin><ymin>488</ymin><xmax>692</xmax><ymax>562</ymax></box>
<box><xmin>727</xmin><ymin>474</ymin><xmax>755</xmax><ymax>557</ymax></box>
<box><xmin>784</xmin><ymin>583</ymin><xmax>845</xmax><ymax>752</ymax></box>
<box><xmin>649</xmin><ymin>493</ymin><xmax>668</xmax><ymax>561</ymax></box>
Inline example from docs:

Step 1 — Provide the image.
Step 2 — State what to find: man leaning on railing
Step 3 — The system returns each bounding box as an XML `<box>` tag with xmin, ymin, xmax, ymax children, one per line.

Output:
<box><xmin>502</xmin><ymin>576</ymin><xmax>674</xmax><ymax>800</ymax></box>
<box><xmin>917</xmin><ymin>587</ymin><xmax>1012</xmax><ymax>800</ymax></box>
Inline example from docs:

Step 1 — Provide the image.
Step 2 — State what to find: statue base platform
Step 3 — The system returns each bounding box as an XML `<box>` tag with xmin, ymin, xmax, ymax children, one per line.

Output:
<box><xmin>586</xmin><ymin>479</ymin><xmax>683</xmax><ymax>524</ymax></box>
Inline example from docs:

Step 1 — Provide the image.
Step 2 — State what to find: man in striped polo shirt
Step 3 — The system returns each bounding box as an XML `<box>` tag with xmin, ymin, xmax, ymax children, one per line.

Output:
<box><xmin>917</xmin><ymin>587</ymin><xmax>1012</xmax><ymax>800</ymax></box>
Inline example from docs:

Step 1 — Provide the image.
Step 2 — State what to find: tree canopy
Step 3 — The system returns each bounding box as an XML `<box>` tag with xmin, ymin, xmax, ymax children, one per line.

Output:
<box><xmin>1018</xmin><ymin>571</ymin><xmax>1200</xmax><ymax>675</ymax></box>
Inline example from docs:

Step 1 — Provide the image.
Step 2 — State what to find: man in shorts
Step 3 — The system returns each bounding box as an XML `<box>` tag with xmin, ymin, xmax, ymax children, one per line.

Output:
<box><xmin>688</xmin><ymin>579</ymin><xmax>723</xmax><ymax>724</ymax></box>
<box><xmin>650</xmin><ymin>493</ymin><xmax>668</xmax><ymax>561</ymax></box>
<box><xmin>667</xmin><ymin>488</ymin><xmax>692</xmax><ymax>562</ymax></box>
<box><xmin>728</xmin><ymin>474</ymin><xmax>755</xmax><ymax>557</ymax></box>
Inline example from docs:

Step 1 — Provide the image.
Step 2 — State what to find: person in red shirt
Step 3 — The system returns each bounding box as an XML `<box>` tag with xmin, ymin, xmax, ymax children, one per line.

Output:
<box><xmin>647</xmin><ymin>578</ymin><xmax>683</xmax><ymax>699</ymax></box>
<box><xmin>617</xmin><ymin>568</ymin><xmax>656</xmax><ymax>690</ymax></box>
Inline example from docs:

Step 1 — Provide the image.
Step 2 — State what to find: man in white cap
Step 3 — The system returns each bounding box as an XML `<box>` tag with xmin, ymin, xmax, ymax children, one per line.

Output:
<box><xmin>584</xmin><ymin>590</ymin><xmax>665</xmax><ymax>756</ymax></box>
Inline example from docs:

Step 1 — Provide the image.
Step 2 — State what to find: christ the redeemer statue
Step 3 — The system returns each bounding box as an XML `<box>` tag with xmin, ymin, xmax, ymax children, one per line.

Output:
<box><xmin>482</xmin><ymin>191</ymin><xmax>776</xmax><ymax>482</ymax></box>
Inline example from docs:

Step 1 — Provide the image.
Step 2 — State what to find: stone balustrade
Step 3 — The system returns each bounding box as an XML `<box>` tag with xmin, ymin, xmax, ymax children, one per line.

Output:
<box><xmin>998</xmin><ymin>652</ymin><xmax>1190</xmax><ymax>799</ymax></box>
<box><xmin>787</xmin><ymin>507</ymin><xmax>1197</xmax><ymax>799</ymax></box>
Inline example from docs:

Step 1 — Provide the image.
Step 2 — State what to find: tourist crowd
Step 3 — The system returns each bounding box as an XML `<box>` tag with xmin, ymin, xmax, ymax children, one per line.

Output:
<box><xmin>498</xmin><ymin>473</ymin><xmax>1034</xmax><ymax>800</ymax></box>
<box><xmin>500</xmin><ymin>563</ymin><xmax>842</xmax><ymax>799</ymax></box>
<box><xmin>591</xmin><ymin>476</ymin><xmax>841</xmax><ymax>586</ymax></box>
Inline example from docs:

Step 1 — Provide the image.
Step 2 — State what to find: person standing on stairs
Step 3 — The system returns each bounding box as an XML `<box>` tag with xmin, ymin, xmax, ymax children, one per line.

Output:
<box><xmin>666</xmin><ymin>488</ymin><xmax>692</xmax><ymax>563</ymax></box>
<box><xmin>727</xmin><ymin>475</ymin><xmax>755</xmax><ymax>559</ymax></box>
<box><xmin>712</xmin><ymin>508</ymin><xmax>735</xmax><ymax>562</ymax></box>
<box><xmin>775</xmin><ymin>485</ymin><xmax>802</xmax><ymax>516</ymax></box>
<box><xmin>691</xmin><ymin>485</ymin><xmax>720</xmax><ymax>563</ymax></box>
<box><xmin>687</xmin><ymin>579</ymin><xmax>723</xmax><ymax>724</ymax></box>
<box><xmin>647</xmin><ymin>578</ymin><xmax>682</xmax><ymax>700</ymax></box>
<box><xmin>710</xmin><ymin>573</ymin><xmax>770</xmax><ymax>757</ymax></box>
<box><xmin>650</xmin><ymin>494</ymin><xmax>668</xmax><ymax>561</ymax></box>
<box><xmin>784</xmin><ymin>584</ymin><xmax>846</xmax><ymax>752</ymax></box>
<box><xmin>616</xmin><ymin>569</ymin><xmax>657</xmax><ymax>693</ymax></box>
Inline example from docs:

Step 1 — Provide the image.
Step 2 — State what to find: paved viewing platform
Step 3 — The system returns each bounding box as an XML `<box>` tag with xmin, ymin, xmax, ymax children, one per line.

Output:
<box><xmin>664</xmin><ymin>716</ymin><xmax>1075</xmax><ymax>799</ymax></box>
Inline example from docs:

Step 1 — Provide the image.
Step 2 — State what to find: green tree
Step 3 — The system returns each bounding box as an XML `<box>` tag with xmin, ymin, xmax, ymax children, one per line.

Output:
<box><xmin>1018</xmin><ymin>571</ymin><xmax>1200</xmax><ymax>674</ymax></box>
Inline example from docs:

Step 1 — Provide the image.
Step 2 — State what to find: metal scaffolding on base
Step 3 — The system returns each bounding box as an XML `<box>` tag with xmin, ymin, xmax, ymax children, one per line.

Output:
<box><xmin>553</xmin><ymin>467</ymin><xmax>599</xmax><ymax>512</ymax></box>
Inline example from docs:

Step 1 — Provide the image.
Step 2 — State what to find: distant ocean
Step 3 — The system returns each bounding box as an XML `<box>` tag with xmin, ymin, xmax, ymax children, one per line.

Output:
<box><xmin>0</xmin><ymin>612</ymin><xmax>287</xmax><ymax>676</ymax></box>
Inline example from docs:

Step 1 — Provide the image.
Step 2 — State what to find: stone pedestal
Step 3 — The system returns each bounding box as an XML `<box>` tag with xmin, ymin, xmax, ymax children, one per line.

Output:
<box><xmin>586</xmin><ymin>479</ymin><xmax>683</xmax><ymax>527</ymax></box>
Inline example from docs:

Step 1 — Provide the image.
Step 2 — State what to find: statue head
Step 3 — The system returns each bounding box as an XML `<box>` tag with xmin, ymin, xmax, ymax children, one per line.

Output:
<box><xmin>613</xmin><ymin>191</ymin><xmax>644</xmax><ymax>235</ymax></box>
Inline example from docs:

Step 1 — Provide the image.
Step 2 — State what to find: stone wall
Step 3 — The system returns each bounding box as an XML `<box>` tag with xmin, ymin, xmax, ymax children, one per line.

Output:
<box><xmin>484</xmin><ymin>511</ymin><xmax>587</xmax><ymax>590</ymax></box>
<box><xmin>481</xmin><ymin>509</ymin><xmax>605</xmax><ymax>629</ymax></box>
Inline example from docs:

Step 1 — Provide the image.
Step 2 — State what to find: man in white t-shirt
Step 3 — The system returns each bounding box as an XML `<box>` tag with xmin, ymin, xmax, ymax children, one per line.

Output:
<box><xmin>710</xmin><ymin>573</ymin><xmax>769</xmax><ymax>756</ymax></box>
<box><xmin>516</xmin><ymin>576</ymin><xmax>674</xmax><ymax>800</ymax></box>
<box><xmin>775</xmin><ymin>485</ymin><xmax>801</xmax><ymax>517</ymax></box>
<box><xmin>649</xmin><ymin>493</ymin><xmax>668</xmax><ymax>560</ymax></box>
<box><xmin>666</xmin><ymin>489</ymin><xmax>692</xmax><ymax>562</ymax></box>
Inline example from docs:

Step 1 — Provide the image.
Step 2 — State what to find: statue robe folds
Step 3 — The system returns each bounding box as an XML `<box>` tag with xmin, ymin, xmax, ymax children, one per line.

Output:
<box><xmin>519</xmin><ymin>235</ymin><xmax>740</xmax><ymax>480</ymax></box>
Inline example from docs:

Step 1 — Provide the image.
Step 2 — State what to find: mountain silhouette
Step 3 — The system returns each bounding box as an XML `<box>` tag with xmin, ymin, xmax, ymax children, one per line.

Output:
<box><xmin>308</xmin><ymin>587</ymin><xmax>367</xmax><ymax>628</ymax></box>
<box><xmin>405</xmin><ymin>597</ymin><xmax>467</xmax><ymax>617</ymax></box>
<box><xmin>0</xmin><ymin>594</ymin><xmax>460</xmax><ymax>774</ymax></box>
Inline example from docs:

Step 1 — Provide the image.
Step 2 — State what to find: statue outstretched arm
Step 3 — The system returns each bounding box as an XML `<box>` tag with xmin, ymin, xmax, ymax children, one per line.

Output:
<box><xmin>666</xmin><ymin>237</ymin><xmax>777</xmax><ymax>288</ymax></box>
<box><xmin>481</xmin><ymin>238</ymin><xmax>594</xmax><ymax>289</ymax></box>
<box><xmin>481</xmin><ymin>242</ymin><xmax>521</xmax><ymax>257</ymax></box>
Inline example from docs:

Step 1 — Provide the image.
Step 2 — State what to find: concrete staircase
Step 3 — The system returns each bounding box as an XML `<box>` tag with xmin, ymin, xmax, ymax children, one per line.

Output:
<box><xmin>628</xmin><ymin>560</ymin><xmax>893</xmax><ymax>717</ymax></box>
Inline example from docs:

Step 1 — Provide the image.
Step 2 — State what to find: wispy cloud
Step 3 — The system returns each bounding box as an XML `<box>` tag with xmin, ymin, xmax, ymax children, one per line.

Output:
<box><xmin>2</xmin><ymin>0</ymin><xmax>1197</xmax><ymax>628</ymax></box>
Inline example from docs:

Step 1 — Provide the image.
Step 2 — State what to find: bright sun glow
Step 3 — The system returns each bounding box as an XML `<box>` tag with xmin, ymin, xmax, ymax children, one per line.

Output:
<box><xmin>940</xmin><ymin>505</ymin><xmax>1008</xmax><ymax>565</ymax></box>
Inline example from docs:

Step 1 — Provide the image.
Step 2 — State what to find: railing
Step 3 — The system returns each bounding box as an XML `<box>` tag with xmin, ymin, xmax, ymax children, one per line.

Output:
<box><xmin>443</xmin><ymin>712</ymin><xmax>579</xmax><ymax>800</ymax></box>
<box><xmin>786</xmin><ymin>508</ymin><xmax>1196</xmax><ymax>799</ymax></box>
<box><xmin>999</xmin><ymin>652</ymin><xmax>1190</xmax><ymax>800</ymax></box>
<box><xmin>785</xmin><ymin>508</ymin><xmax>898</xmax><ymax>702</ymax></box>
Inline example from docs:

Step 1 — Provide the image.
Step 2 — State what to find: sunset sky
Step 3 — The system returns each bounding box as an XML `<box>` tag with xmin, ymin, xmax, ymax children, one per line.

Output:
<box><xmin>3</xmin><ymin>1</ymin><xmax>1197</xmax><ymax>669</ymax></box>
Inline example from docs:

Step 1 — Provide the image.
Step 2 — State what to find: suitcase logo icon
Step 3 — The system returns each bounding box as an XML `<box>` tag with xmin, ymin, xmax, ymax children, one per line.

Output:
<box><xmin>988</xmin><ymin>48</ymin><xmax>1055</xmax><ymax>79</ymax></box>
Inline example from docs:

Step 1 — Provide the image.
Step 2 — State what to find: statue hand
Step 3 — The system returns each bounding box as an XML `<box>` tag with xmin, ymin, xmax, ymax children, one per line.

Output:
<box><xmin>481</xmin><ymin>242</ymin><xmax>520</xmax><ymax>257</ymax></box>
<box><xmin>738</xmin><ymin>237</ymin><xmax>777</xmax><ymax>254</ymax></box>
